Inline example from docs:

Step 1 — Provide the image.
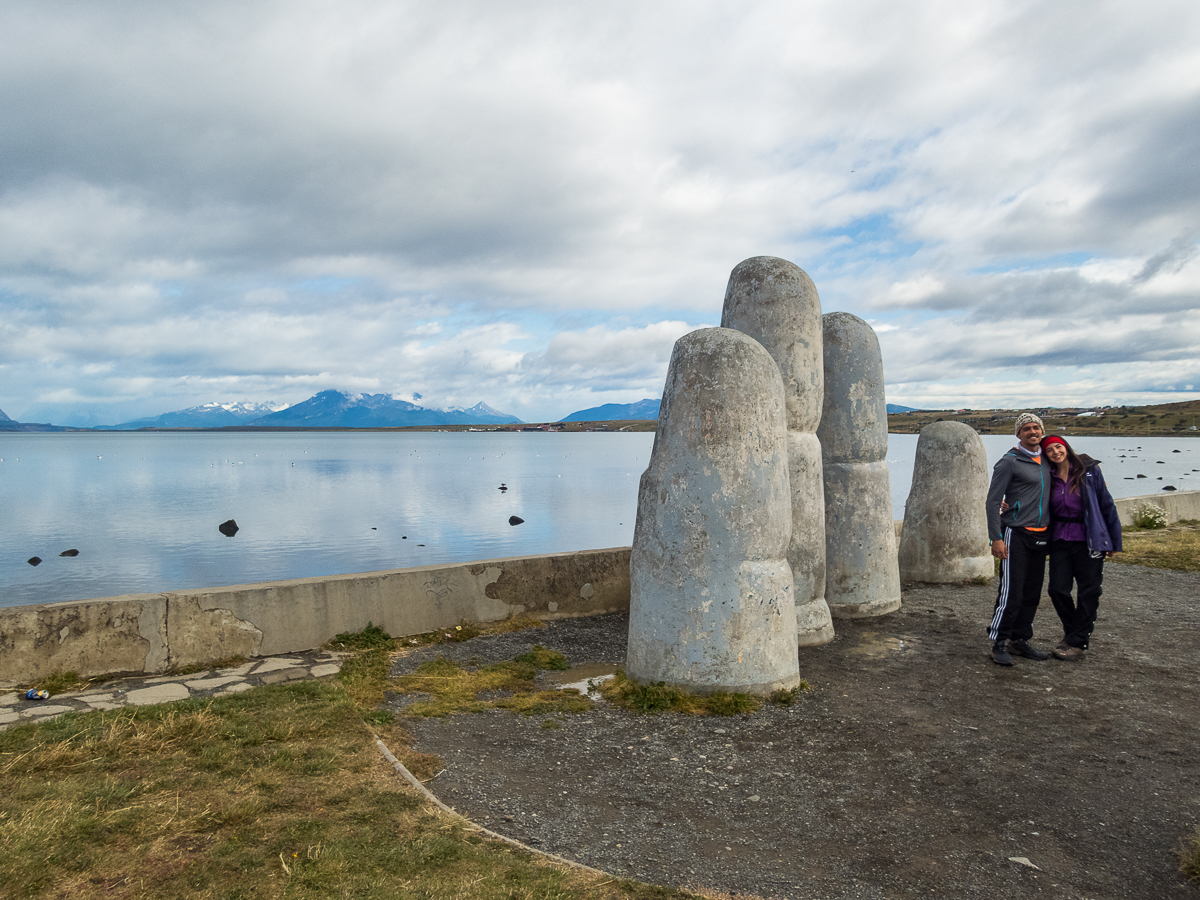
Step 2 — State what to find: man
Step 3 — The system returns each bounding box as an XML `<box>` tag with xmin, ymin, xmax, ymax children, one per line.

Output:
<box><xmin>985</xmin><ymin>412</ymin><xmax>1052</xmax><ymax>666</ymax></box>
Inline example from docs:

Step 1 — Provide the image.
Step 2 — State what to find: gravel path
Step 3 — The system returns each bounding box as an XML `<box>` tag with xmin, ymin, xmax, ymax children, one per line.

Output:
<box><xmin>389</xmin><ymin>565</ymin><xmax>1200</xmax><ymax>900</ymax></box>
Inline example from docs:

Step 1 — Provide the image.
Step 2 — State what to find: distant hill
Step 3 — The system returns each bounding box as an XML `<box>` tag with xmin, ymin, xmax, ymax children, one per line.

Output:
<box><xmin>886</xmin><ymin>404</ymin><xmax>917</xmax><ymax>414</ymax></box>
<box><xmin>560</xmin><ymin>399</ymin><xmax>661</xmax><ymax>422</ymax></box>
<box><xmin>97</xmin><ymin>401</ymin><xmax>290</xmax><ymax>430</ymax></box>
<box><xmin>0</xmin><ymin>408</ymin><xmax>10</xmax><ymax>422</ymax></box>
<box><xmin>249</xmin><ymin>391</ymin><xmax>522</xmax><ymax>427</ymax></box>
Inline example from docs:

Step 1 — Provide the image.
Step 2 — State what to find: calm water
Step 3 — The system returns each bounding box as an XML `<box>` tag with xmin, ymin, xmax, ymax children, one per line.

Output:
<box><xmin>2</xmin><ymin>431</ymin><xmax>1196</xmax><ymax>608</ymax></box>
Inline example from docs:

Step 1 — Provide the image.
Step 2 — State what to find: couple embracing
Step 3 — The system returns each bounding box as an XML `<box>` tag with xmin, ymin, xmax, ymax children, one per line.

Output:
<box><xmin>985</xmin><ymin>412</ymin><xmax>1123</xmax><ymax>666</ymax></box>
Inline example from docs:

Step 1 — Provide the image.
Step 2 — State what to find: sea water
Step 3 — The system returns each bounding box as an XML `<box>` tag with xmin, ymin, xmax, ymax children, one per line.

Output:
<box><xmin>2</xmin><ymin>430</ymin><xmax>1196</xmax><ymax>608</ymax></box>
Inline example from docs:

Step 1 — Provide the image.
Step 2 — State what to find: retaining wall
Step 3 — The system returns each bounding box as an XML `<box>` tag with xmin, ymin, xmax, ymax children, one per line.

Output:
<box><xmin>0</xmin><ymin>548</ymin><xmax>631</xmax><ymax>682</ymax></box>
<box><xmin>1113</xmin><ymin>489</ymin><xmax>1200</xmax><ymax>526</ymax></box>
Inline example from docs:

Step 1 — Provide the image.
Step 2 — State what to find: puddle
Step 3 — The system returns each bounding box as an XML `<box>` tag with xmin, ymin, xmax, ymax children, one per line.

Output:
<box><xmin>545</xmin><ymin>663</ymin><xmax>619</xmax><ymax>695</ymax></box>
<box><xmin>845</xmin><ymin>632</ymin><xmax>917</xmax><ymax>659</ymax></box>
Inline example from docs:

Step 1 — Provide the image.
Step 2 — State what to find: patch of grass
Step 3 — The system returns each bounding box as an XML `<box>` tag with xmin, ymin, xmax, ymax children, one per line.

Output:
<box><xmin>599</xmin><ymin>672</ymin><xmax>761</xmax><ymax>716</ymax></box>
<box><xmin>514</xmin><ymin>644</ymin><xmax>570</xmax><ymax>670</ymax></box>
<box><xmin>1179</xmin><ymin>826</ymin><xmax>1200</xmax><ymax>883</ymax></box>
<box><xmin>164</xmin><ymin>656</ymin><xmax>250</xmax><ymax>677</ymax></box>
<box><xmin>393</xmin><ymin>655</ymin><xmax>596</xmax><ymax>718</ymax></box>
<box><xmin>338</xmin><ymin>647</ymin><xmax>393</xmax><ymax>708</ymax></box>
<box><xmin>768</xmin><ymin>683</ymin><xmax>811</xmax><ymax>706</ymax></box>
<box><xmin>1116</xmin><ymin>521</ymin><xmax>1200</xmax><ymax>572</ymax></box>
<box><xmin>399</xmin><ymin>614</ymin><xmax>547</xmax><ymax>649</ymax></box>
<box><xmin>21</xmin><ymin>670</ymin><xmax>86</xmax><ymax>695</ymax></box>
<box><xmin>0</xmin><ymin>663</ymin><xmax>691</xmax><ymax>900</ymax></box>
<box><xmin>324</xmin><ymin>621</ymin><xmax>395</xmax><ymax>651</ymax></box>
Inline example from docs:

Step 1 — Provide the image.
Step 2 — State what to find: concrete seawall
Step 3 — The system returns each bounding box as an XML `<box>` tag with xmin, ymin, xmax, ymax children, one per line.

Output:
<box><xmin>1112</xmin><ymin>489</ymin><xmax>1200</xmax><ymax>526</ymax></box>
<box><xmin>0</xmin><ymin>548</ymin><xmax>631</xmax><ymax>682</ymax></box>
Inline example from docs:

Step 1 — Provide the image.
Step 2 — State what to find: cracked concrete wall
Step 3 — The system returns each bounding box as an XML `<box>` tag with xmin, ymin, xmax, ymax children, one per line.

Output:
<box><xmin>0</xmin><ymin>594</ymin><xmax>167</xmax><ymax>682</ymax></box>
<box><xmin>0</xmin><ymin>548</ymin><xmax>631</xmax><ymax>681</ymax></box>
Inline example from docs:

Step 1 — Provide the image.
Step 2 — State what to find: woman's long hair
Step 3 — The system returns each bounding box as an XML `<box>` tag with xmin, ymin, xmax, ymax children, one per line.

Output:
<box><xmin>1045</xmin><ymin>435</ymin><xmax>1087</xmax><ymax>494</ymax></box>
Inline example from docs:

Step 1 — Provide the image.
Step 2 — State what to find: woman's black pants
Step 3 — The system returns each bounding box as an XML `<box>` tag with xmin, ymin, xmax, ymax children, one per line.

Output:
<box><xmin>1048</xmin><ymin>540</ymin><xmax>1105</xmax><ymax>650</ymax></box>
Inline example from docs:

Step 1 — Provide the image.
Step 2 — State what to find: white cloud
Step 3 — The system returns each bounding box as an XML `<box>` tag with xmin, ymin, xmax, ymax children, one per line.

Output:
<box><xmin>0</xmin><ymin>0</ymin><xmax>1197</xmax><ymax>423</ymax></box>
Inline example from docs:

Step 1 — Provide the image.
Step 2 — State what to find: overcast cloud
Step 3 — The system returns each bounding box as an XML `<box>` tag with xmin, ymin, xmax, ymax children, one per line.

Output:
<box><xmin>1</xmin><ymin>0</ymin><xmax>1198</xmax><ymax>424</ymax></box>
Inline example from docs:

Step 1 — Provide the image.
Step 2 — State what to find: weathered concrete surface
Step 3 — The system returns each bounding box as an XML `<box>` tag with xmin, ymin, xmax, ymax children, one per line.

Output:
<box><xmin>0</xmin><ymin>548</ymin><xmax>631</xmax><ymax>682</ymax></box>
<box><xmin>0</xmin><ymin>595</ymin><xmax>168</xmax><ymax>684</ymax></box>
<box><xmin>1114</xmin><ymin>489</ymin><xmax>1200</xmax><ymax>526</ymax></box>
<box><xmin>898</xmin><ymin>422</ymin><xmax>992</xmax><ymax>582</ymax></box>
<box><xmin>819</xmin><ymin>312</ymin><xmax>901</xmax><ymax>617</ymax></box>
<box><xmin>628</xmin><ymin>327</ymin><xmax>801</xmax><ymax>695</ymax></box>
<box><xmin>721</xmin><ymin>256</ymin><xmax>833</xmax><ymax>645</ymax></box>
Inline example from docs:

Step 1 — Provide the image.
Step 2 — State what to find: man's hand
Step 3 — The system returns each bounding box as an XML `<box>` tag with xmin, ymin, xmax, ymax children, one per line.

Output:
<box><xmin>991</xmin><ymin>539</ymin><xmax>1008</xmax><ymax>560</ymax></box>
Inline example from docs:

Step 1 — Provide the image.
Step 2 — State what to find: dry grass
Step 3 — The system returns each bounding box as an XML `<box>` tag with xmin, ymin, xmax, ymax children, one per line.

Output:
<box><xmin>0</xmin><ymin>666</ymin><xmax>695</xmax><ymax>900</ymax></box>
<box><xmin>1179</xmin><ymin>827</ymin><xmax>1200</xmax><ymax>883</ymax></box>
<box><xmin>393</xmin><ymin>655</ymin><xmax>593</xmax><ymax>719</ymax></box>
<box><xmin>1116</xmin><ymin>521</ymin><xmax>1200</xmax><ymax>572</ymax></box>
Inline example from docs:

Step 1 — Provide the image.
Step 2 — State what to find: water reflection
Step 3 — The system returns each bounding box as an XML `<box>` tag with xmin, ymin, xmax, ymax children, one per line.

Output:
<box><xmin>2</xmin><ymin>430</ymin><xmax>1196</xmax><ymax>608</ymax></box>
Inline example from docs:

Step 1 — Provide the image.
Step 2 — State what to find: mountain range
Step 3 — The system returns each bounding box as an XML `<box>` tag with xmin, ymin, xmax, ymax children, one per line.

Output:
<box><xmin>245</xmin><ymin>391</ymin><xmax>521</xmax><ymax>427</ymax></box>
<box><xmin>2</xmin><ymin>397</ymin><xmax>908</xmax><ymax>430</ymax></box>
<box><xmin>82</xmin><ymin>391</ymin><xmax>520</xmax><ymax>429</ymax></box>
<box><xmin>93</xmin><ymin>401</ymin><xmax>291</xmax><ymax>430</ymax></box>
<box><xmin>559</xmin><ymin>399</ymin><xmax>661</xmax><ymax>422</ymax></box>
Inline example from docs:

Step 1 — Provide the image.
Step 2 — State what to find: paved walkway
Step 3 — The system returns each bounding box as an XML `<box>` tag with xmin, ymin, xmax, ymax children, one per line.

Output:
<box><xmin>0</xmin><ymin>649</ymin><xmax>346</xmax><ymax>730</ymax></box>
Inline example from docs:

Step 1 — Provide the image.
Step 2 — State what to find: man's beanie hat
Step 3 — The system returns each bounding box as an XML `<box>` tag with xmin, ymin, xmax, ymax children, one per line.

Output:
<box><xmin>1014</xmin><ymin>412</ymin><xmax>1044</xmax><ymax>435</ymax></box>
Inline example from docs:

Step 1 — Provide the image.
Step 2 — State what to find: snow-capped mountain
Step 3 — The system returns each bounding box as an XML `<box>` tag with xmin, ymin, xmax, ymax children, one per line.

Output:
<box><xmin>248</xmin><ymin>391</ymin><xmax>522</xmax><ymax>427</ymax></box>
<box><xmin>98</xmin><ymin>401</ymin><xmax>291</xmax><ymax>430</ymax></box>
<box><xmin>559</xmin><ymin>399</ymin><xmax>661</xmax><ymax>422</ymax></box>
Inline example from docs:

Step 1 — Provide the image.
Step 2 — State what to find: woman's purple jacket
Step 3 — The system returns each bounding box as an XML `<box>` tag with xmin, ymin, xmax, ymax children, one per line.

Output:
<box><xmin>1075</xmin><ymin>455</ymin><xmax>1123</xmax><ymax>554</ymax></box>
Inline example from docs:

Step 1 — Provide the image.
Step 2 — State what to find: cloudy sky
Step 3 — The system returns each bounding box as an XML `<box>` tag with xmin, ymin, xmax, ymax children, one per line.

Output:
<box><xmin>2</xmin><ymin>0</ymin><xmax>1198</xmax><ymax>425</ymax></box>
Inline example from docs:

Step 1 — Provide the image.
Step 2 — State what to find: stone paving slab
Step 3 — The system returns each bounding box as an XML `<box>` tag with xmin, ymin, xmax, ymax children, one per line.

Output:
<box><xmin>0</xmin><ymin>649</ymin><xmax>347</xmax><ymax>731</ymax></box>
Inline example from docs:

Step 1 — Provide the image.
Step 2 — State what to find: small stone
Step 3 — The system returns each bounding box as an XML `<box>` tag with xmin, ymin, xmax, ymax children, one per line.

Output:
<box><xmin>19</xmin><ymin>704</ymin><xmax>75</xmax><ymax>718</ymax></box>
<box><xmin>509</xmin><ymin>516</ymin><xmax>524</xmax><ymax>526</ymax></box>
<box><xmin>259</xmin><ymin>668</ymin><xmax>306</xmax><ymax>685</ymax></box>
<box><xmin>218</xmin><ymin>519</ymin><xmax>239</xmax><ymax>537</ymax></box>
<box><xmin>125</xmin><ymin>684</ymin><xmax>191</xmax><ymax>706</ymax></box>
<box><xmin>59</xmin><ymin>549</ymin><xmax>79</xmax><ymax>557</ymax></box>
<box><xmin>184</xmin><ymin>675</ymin><xmax>244</xmax><ymax>690</ymax></box>
<box><xmin>1163</xmin><ymin>485</ymin><xmax>1177</xmax><ymax>491</ymax></box>
<box><xmin>27</xmin><ymin>556</ymin><xmax>41</xmax><ymax>566</ymax></box>
<box><xmin>250</xmin><ymin>658</ymin><xmax>305</xmax><ymax>674</ymax></box>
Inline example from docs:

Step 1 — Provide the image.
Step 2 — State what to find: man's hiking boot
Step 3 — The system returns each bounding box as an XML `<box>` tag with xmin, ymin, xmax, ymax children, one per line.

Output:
<box><xmin>1053</xmin><ymin>643</ymin><xmax>1086</xmax><ymax>661</ymax></box>
<box><xmin>990</xmin><ymin>642</ymin><xmax>1014</xmax><ymax>666</ymax></box>
<box><xmin>1008</xmin><ymin>639</ymin><xmax>1049</xmax><ymax>661</ymax></box>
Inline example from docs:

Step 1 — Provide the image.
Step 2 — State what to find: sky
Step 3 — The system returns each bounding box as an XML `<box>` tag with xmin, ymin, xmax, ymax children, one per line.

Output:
<box><xmin>2</xmin><ymin>0</ymin><xmax>1199</xmax><ymax>426</ymax></box>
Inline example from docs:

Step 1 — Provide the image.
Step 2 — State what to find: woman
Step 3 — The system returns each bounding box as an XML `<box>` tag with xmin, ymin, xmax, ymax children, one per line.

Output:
<box><xmin>1040</xmin><ymin>435</ymin><xmax>1122</xmax><ymax>661</ymax></box>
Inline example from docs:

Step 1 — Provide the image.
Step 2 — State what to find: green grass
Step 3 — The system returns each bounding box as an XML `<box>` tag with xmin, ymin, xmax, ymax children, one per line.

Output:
<box><xmin>599</xmin><ymin>672</ymin><xmax>773</xmax><ymax>716</ymax></box>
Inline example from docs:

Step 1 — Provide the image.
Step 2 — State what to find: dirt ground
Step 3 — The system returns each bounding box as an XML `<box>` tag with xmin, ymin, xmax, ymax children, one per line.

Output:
<box><xmin>388</xmin><ymin>564</ymin><xmax>1200</xmax><ymax>900</ymax></box>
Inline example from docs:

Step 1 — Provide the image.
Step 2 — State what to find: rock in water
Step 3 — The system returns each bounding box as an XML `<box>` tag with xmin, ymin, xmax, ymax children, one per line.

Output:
<box><xmin>59</xmin><ymin>548</ymin><xmax>80</xmax><ymax>557</ymax></box>
<box><xmin>628</xmin><ymin>327</ymin><xmax>800</xmax><ymax>696</ymax></box>
<box><xmin>818</xmin><ymin>312</ymin><xmax>902</xmax><ymax>617</ymax></box>
<box><xmin>898</xmin><ymin>422</ymin><xmax>993</xmax><ymax>583</ymax></box>
<box><xmin>508</xmin><ymin>516</ymin><xmax>524</xmax><ymax>526</ymax></box>
<box><xmin>722</xmin><ymin>256</ymin><xmax>834</xmax><ymax>646</ymax></box>
<box><xmin>27</xmin><ymin>556</ymin><xmax>42</xmax><ymax>566</ymax></box>
<box><xmin>218</xmin><ymin>519</ymin><xmax>239</xmax><ymax>537</ymax></box>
